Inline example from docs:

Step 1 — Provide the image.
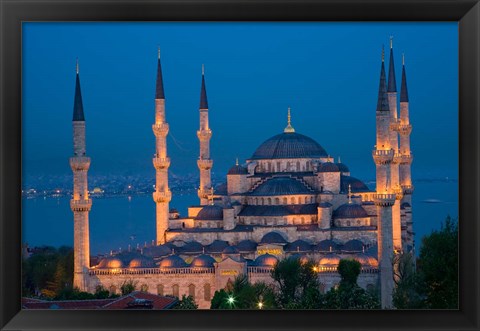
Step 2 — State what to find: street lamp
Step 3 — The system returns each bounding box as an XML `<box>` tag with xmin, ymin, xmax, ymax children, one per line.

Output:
<box><xmin>227</xmin><ymin>296</ymin><xmax>235</xmax><ymax>305</ymax></box>
<box><xmin>258</xmin><ymin>301</ymin><xmax>263</xmax><ymax>309</ymax></box>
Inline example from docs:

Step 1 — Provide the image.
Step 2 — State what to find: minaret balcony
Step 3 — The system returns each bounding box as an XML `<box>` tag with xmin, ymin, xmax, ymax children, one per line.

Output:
<box><xmin>70</xmin><ymin>199</ymin><xmax>92</xmax><ymax>212</ymax></box>
<box><xmin>153</xmin><ymin>157</ymin><xmax>170</xmax><ymax>170</ymax></box>
<box><xmin>398</xmin><ymin>124</ymin><xmax>412</xmax><ymax>136</ymax></box>
<box><xmin>152</xmin><ymin>123</ymin><xmax>169</xmax><ymax>137</ymax></box>
<box><xmin>372</xmin><ymin>149</ymin><xmax>394</xmax><ymax>165</ymax></box>
<box><xmin>197</xmin><ymin>158</ymin><xmax>213</xmax><ymax>170</ymax></box>
<box><xmin>197</xmin><ymin>188</ymin><xmax>213</xmax><ymax>199</ymax></box>
<box><xmin>401</xmin><ymin>184</ymin><xmax>414</xmax><ymax>195</ymax></box>
<box><xmin>153</xmin><ymin>190</ymin><xmax>172</xmax><ymax>203</ymax></box>
<box><xmin>197</xmin><ymin>129</ymin><xmax>212</xmax><ymax>141</ymax></box>
<box><xmin>69</xmin><ymin>157</ymin><xmax>91</xmax><ymax>171</ymax></box>
<box><xmin>392</xmin><ymin>186</ymin><xmax>404</xmax><ymax>200</ymax></box>
<box><xmin>397</xmin><ymin>153</ymin><xmax>413</xmax><ymax>165</ymax></box>
<box><xmin>372</xmin><ymin>193</ymin><xmax>396</xmax><ymax>207</ymax></box>
<box><xmin>389</xmin><ymin>118</ymin><xmax>401</xmax><ymax>131</ymax></box>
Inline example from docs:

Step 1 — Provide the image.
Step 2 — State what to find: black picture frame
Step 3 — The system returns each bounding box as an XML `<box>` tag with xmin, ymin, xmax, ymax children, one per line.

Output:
<box><xmin>1</xmin><ymin>0</ymin><xmax>479</xmax><ymax>330</ymax></box>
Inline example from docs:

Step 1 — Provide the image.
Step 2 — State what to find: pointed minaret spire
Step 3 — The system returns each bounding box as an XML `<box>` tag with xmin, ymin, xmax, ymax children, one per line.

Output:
<box><xmin>348</xmin><ymin>184</ymin><xmax>352</xmax><ymax>204</ymax></box>
<box><xmin>284</xmin><ymin>107</ymin><xmax>295</xmax><ymax>133</ymax></box>
<box><xmin>338</xmin><ymin>156</ymin><xmax>341</xmax><ymax>163</ymax></box>
<box><xmin>387</xmin><ymin>37</ymin><xmax>397</xmax><ymax>92</ymax></box>
<box><xmin>400</xmin><ymin>53</ymin><xmax>409</xmax><ymax>102</ymax></box>
<box><xmin>200</xmin><ymin>64</ymin><xmax>208</xmax><ymax>109</ymax></box>
<box><xmin>377</xmin><ymin>47</ymin><xmax>390</xmax><ymax>112</ymax></box>
<box><xmin>73</xmin><ymin>59</ymin><xmax>85</xmax><ymax>121</ymax></box>
<box><xmin>235</xmin><ymin>157</ymin><xmax>239</xmax><ymax>166</ymax></box>
<box><xmin>155</xmin><ymin>47</ymin><xmax>165</xmax><ymax>99</ymax></box>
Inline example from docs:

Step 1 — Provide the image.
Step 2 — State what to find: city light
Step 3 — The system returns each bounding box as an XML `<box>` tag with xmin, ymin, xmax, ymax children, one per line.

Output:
<box><xmin>227</xmin><ymin>296</ymin><xmax>235</xmax><ymax>305</ymax></box>
<box><xmin>258</xmin><ymin>301</ymin><xmax>263</xmax><ymax>309</ymax></box>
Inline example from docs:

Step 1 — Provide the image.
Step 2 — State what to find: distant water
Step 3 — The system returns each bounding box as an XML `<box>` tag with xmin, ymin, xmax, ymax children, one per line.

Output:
<box><xmin>22</xmin><ymin>181</ymin><xmax>458</xmax><ymax>255</ymax></box>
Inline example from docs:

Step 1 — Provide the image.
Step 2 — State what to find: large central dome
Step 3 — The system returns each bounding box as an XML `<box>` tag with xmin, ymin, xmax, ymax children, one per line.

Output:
<box><xmin>251</xmin><ymin>132</ymin><xmax>328</xmax><ymax>160</ymax></box>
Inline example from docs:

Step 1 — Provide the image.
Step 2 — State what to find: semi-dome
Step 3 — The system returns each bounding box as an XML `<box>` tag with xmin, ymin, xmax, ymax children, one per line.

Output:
<box><xmin>336</xmin><ymin>162</ymin><xmax>350</xmax><ymax>173</ymax></box>
<box><xmin>190</xmin><ymin>254</ymin><xmax>216</xmax><ymax>268</ymax></box>
<box><xmin>251</xmin><ymin>132</ymin><xmax>328</xmax><ymax>160</ymax></box>
<box><xmin>318</xmin><ymin>162</ymin><xmax>340</xmax><ymax>173</ymax></box>
<box><xmin>128</xmin><ymin>256</ymin><xmax>155</xmax><ymax>268</ymax></box>
<box><xmin>319</xmin><ymin>253</ymin><xmax>341</xmax><ymax>266</ymax></box>
<box><xmin>97</xmin><ymin>257</ymin><xmax>124</xmax><ymax>269</ymax></box>
<box><xmin>255</xmin><ymin>253</ymin><xmax>278</xmax><ymax>267</ymax></box>
<box><xmin>342</xmin><ymin>239</ymin><xmax>365</xmax><ymax>252</ymax></box>
<box><xmin>260</xmin><ymin>232</ymin><xmax>288</xmax><ymax>245</ymax></box>
<box><xmin>195</xmin><ymin>205</ymin><xmax>224</xmax><ymax>220</ymax></box>
<box><xmin>159</xmin><ymin>255</ymin><xmax>187</xmax><ymax>269</ymax></box>
<box><xmin>285</xmin><ymin>239</ymin><xmax>312</xmax><ymax>252</ymax></box>
<box><xmin>340</xmin><ymin>176</ymin><xmax>371</xmax><ymax>193</ymax></box>
<box><xmin>250</xmin><ymin>177</ymin><xmax>315</xmax><ymax>196</ymax></box>
<box><xmin>333</xmin><ymin>203</ymin><xmax>368</xmax><ymax>219</ymax></box>
<box><xmin>227</xmin><ymin>164</ymin><xmax>248</xmax><ymax>175</ymax></box>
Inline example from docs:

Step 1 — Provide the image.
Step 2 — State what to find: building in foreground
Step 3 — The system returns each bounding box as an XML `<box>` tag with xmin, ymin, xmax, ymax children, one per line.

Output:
<box><xmin>70</xmin><ymin>42</ymin><xmax>414</xmax><ymax>309</ymax></box>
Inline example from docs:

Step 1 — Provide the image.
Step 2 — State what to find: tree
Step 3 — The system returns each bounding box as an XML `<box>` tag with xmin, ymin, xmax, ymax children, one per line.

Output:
<box><xmin>392</xmin><ymin>252</ymin><xmax>425</xmax><ymax>309</ymax></box>
<box><xmin>174</xmin><ymin>295</ymin><xmax>198</xmax><ymax>309</ymax></box>
<box><xmin>271</xmin><ymin>257</ymin><xmax>321</xmax><ymax>309</ymax></box>
<box><xmin>120</xmin><ymin>279</ymin><xmax>138</xmax><ymax>295</ymax></box>
<box><xmin>323</xmin><ymin>259</ymin><xmax>380</xmax><ymax>309</ymax></box>
<box><xmin>417</xmin><ymin>216</ymin><xmax>458</xmax><ymax>309</ymax></box>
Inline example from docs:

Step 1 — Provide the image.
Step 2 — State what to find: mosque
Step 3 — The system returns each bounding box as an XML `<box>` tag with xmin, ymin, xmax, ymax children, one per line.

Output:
<box><xmin>69</xmin><ymin>41</ymin><xmax>414</xmax><ymax>309</ymax></box>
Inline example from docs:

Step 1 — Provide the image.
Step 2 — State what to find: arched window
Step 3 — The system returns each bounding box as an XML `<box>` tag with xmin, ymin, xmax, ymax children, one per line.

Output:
<box><xmin>310</xmin><ymin>196</ymin><xmax>314</xmax><ymax>203</ymax></box>
<box><xmin>275</xmin><ymin>197</ymin><xmax>280</xmax><ymax>205</ymax></box>
<box><xmin>277</xmin><ymin>162</ymin><xmax>281</xmax><ymax>172</ymax></box>
<box><xmin>291</xmin><ymin>197</ymin><xmax>296</xmax><ymax>204</ymax></box>
<box><xmin>204</xmin><ymin>283</ymin><xmax>211</xmax><ymax>301</ymax></box>
<box><xmin>172</xmin><ymin>284</ymin><xmax>179</xmax><ymax>298</ymax></box>
<box><xmin>255</xmin><ymin>198</ymin><xmax>258</xmax><ymax>205</ymax></box>
<box><xmin>188</xmin><ymin>284</ymin><xmax>195</xmax><ymax>299</ymax></box>
<box><xmin>347</xmin><ymin>221</ymin><xmax>351</xmax><ymax>226</ymax></box>
<box><xmin>301</xmin><ymin>217</ymin><xmax>305</xmax><ymax>224</ymax></box>
<box><xmin>157</xmin><ymin>284</ymin><xmax>164</xmax><ymax>296</ymax></box>
<box><xmin>283</xmin><ymin>197</ymin><xmax>288</xmax><ymax>204</ymax></box>
<box><xmin>286</xmin><ymin>162</ymin><xmax>290</xmax><ymax>171</ymax></box>
<box><xmin>267</xmin><ymin>198</ymin><xmax>272</xmax><ymax>205</ymax></box>
<box><xmin>261</xmin><ymin>198</ymin><xmax>264</xmax><ymax>205</ymax></box>
<box><xmin>141</xmin><ymin>284</ymin><xmax>148</xmax><ymax>292</ymax></box>
<box><xmin>109</xmin><ymin>285</ymin><xmax>117</xmax><ymax>295</ymax></box>
<box><xmin>296</xmin><ymin>161</ymin><xmax>300</xmax><ymax>171</ymax></box>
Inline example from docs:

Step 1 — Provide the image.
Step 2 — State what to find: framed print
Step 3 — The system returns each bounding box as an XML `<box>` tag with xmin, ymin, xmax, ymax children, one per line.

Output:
<box><xmin>1</xmin><ymin>1</ymin><xmax>479</xmax><ymax>331</ymax></box>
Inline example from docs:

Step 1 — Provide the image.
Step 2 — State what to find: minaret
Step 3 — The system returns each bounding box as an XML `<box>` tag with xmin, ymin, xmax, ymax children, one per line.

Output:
<box><xmin>152</xmin><ymin>48</ymin><xmax>171</xmax><ymax>245</ymax></box>
<box><xmin>197</xmin><ymin>64</ymin><xmax>213</xmax><ymax>205</ymax></box>
<box><xmin>387</xmin><ymin>37</ymin><xmax>402</xmax><ymax>251</ymax></box>
<box><xmin>399</xmin><ymin>54</ymin><xmax>414</xmax><ymax>249</ymax></box>
<box><xmin>70</xmin><ymin>59</ymin><xmax>92</xmax><ymax>291</ymax></box>
<box><xmin>372</xmin><ymin>47</ymin><xmax>396</xmax><ymax>309</ymax></box>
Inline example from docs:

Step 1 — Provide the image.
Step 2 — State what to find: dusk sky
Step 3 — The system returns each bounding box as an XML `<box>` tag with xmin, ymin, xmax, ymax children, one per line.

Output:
<box><xmin>22</xmin><ymin>22</ymin><xmax>458</xmax><ymax>182</ymax></box>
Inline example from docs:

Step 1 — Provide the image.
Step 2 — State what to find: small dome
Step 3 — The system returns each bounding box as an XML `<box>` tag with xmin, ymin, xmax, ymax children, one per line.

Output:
<box><xmin>227</xmin><ymin>165</ymin><xmax>248</xmax><ymax>175</ymax></box>
<box><xmin>206</xmin><ymin>240</ymin><xmax>229</xmax><ymax>253</ymax></box>
<box><xmin>190</xmin><ymin>254</ymin><xmax>216</xmax><ymax>268</ymax></box>
<box><xmin>97</xmin><ymin>257</ymin><xmax>123</xmax><ymax>269</ymax></box>
<box><xmin>285</xmin><ymin>239</ymin><xmax>312</xmax><ymax>252</ymax></box>
<box><xmin>354</xmin><ymin>253</ymin><xmax>379</xmax><ymax>268</ymax></box>
<box><xmin>159</xmin><ymin>255</ymin><xmax>187</xmax><ymax>269</ymax></box>
<box><xmin>333</xmin><ymin>203</ymin><xmax>368</xmax><ymax>219</ymax></box>
<box><xmin>251</xmin><ymin>132</ymin><xmax>328</xmax><ymax>160</ymax></box>
<box><xmin>319</xmin><ymin>253</ymin><xmax>341</xmax><ymax>266</ymax></box>
<box><xmin>260</xmin><ymin>232</ymin><xmax>288</xmax><ymax>245</ymax></box>
<box><xmin>342</xmin><ymin>239</ymin><xmax>365</xmax><ymax>253</ymax></box>
<box><xmin>222</xmin><ymin>246</ymin><xmax>239</xmax><ymax>254</ymax></box>
<box><xmin>179</xmin><ymin>241</ymin><xmax>204</xmax><ymax>253</ymax></box>
<box><xmin>336</xmin><ymin>162</ymin><xmax>350</xmax><ymax>173</ymax></box>
<box><xmin>318</xmin><ymin>162</ymin><xmax>340</xmax><ymax>173</ymax></box>
<box><xmin>288</xmin><ymin>253</ymin><xmax>309</xmax><ymax>264</ymax></box>
<box><xmin>340</xmin><ymin>176</ymin><xmax>371</xmax><ymax>193</ymax></box>
<box><xmin>143</xmin><ymin>244</ymin><xmax>172</xmax><ymax>258</ymax></box>
<box><xmin>128</xmin><ymin>256</ymin><xmax>155</xmax><ymax>268</ymax></box>
<box><xmin>235</xmin><ymin>240</ymin><xmax>258</xmax><ymax>252</ymax></box>
<box><xmin>255</xmin><ymin>254</ymin><xmax>278</xmax><ymax>267</ymax></box>
<box><xmin>195</xmin><ymin>205</ymin><xmax>224</xmax><ymax>220</ymax></box>
<box><xmin>250</xmin><ymin>177</ymin><xmax>315</xmax><ymax>196</ymax></box>
<box><xmin>314</xmin><ymin>239</ymin><xmax>338</xmax><ymax>252</ymax></box>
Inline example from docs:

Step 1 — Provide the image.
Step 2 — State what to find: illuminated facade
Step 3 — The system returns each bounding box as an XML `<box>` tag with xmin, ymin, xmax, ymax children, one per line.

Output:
<box><xmin>72</xmin><ymin>45</ymin><xmax>413</xmax><ymax>309</ymax></box>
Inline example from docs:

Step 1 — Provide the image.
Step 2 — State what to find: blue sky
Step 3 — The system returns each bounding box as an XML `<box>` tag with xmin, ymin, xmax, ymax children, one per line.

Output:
<box><xmin>22</xmin><ymin>22</ymin><xmax>458</xmax><ymax>181</ymax></box>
